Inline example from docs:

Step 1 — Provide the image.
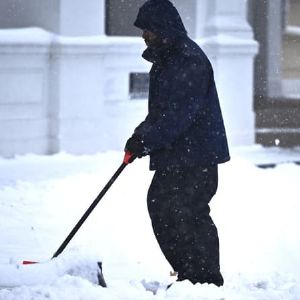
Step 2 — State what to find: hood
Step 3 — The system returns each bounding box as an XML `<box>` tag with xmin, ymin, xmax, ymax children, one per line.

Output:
<box><xmin>134</xmin><ymin>0</ymin><xmax>187</xmax><ymax>41</ymax></box>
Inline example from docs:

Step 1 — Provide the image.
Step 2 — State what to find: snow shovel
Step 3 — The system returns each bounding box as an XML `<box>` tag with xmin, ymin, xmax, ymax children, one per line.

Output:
<box><xmin>22</xmin><ymin>151</ymin><xmax>136</xmax><ymax>287</ymax></box>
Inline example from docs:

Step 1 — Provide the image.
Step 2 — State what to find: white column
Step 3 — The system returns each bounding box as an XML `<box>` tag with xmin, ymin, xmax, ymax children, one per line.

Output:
<box><xmin>48</xmin><ymin>0</ymin><xmax>107</xmax><ymax>154</ymax></box>
<box><xmin>59</xmin><ymin>0</ymin><xmax>105</xmax><ymax>36</ymax></box>
<box><xmin>194</xmin><ymin>0</ymin><xmax>208</xmax><ymax>38</ymax></box>
<box><xmin>198</xmin><ymin>0</ymin><xmax>258</xmax><ymax>146</ymax></box>
<box><xmin>204</xmin><ymin>0</ymin><xmax>253</xmax><ymax>39</ymax></box>
<box><xmin>49</xmin><ymin>40</ymin><xmax>107</xmax><ymax>154</ymax></box>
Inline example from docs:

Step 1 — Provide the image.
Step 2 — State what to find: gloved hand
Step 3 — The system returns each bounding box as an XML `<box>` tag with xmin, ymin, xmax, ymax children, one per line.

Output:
<box><xmin>125</xmin><ymin>135</ymin><xmax>148</xmax><ymax>158</ymax></box>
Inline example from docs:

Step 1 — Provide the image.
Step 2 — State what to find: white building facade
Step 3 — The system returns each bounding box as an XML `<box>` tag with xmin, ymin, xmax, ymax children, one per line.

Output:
<box><xmin>0</xmin><ymin>0</ymin><xmax>259</xmax><ymax>157</ymax></box>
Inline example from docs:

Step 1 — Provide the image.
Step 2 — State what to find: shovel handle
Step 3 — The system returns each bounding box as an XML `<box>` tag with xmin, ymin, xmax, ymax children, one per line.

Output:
<box><xmin>51</xmin><ymin>152</ymin><xmax>136</xmax><ymax>259</ymax></box>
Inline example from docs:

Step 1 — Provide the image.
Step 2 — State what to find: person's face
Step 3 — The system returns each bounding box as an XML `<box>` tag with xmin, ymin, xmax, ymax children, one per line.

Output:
<box><xmin>142</xmin><ymin>29</ymin><xmax>163</xmax><ymax>47</ymax></box>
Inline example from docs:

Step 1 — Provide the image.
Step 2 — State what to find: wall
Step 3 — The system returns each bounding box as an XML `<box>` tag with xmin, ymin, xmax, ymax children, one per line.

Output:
<box><xmin>0</xmin><ymin>29</ymin><xmax>150</xmax><ymax>157</ymax></box>
<box><xmin>49</xmin><ymin>35</ymin><xmax>150</xmax><ymax>153</ymax></box>
<box><xmin>0</xmin><ymin>29</ymin><xmax>52</xmax><ymax>157</ymax></box>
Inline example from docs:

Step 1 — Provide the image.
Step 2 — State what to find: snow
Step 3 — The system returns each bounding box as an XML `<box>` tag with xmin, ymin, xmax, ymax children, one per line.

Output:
<box><xmin>0</xmin><ymin>28</ymin><xmax>53</xmax><ymax>44</ymax></box>
<box><xmin>0</xmin><ymin>148</ymin><xmax>300</xmax><ymax>299</ymax></box>
<box><xmin>0</xmin><ymin>27</ymin><xmax>144</xmax><ymax>46</ymax></box>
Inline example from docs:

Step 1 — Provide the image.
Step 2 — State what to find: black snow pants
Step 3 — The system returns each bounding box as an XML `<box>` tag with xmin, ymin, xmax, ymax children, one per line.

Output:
<box><xmin>147</xmin><ymin>165</ymin><xmax>224</xmax><ymax>286</ymax></box>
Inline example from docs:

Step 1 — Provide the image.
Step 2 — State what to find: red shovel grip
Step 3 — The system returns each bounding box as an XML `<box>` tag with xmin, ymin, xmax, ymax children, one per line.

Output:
<box><xmin>123</xmin><ymin>152</ymin><xmax>136</xmax><ymax>164</ymax></box>
<box><xmin>22</xmin><ymin>260</ymin><xmax>38</xmax><ymax>265</ymax></box>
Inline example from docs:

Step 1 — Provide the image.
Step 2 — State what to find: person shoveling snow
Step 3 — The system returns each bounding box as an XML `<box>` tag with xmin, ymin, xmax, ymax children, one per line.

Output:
<box><xmin>124</xmin><ymin>0</ymin><xmax>230</xmax><ymax>287</ymax></box>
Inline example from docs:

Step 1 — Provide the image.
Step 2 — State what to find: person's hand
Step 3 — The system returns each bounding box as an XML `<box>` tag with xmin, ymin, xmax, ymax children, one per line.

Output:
<box><xmin>124</xmin><ymin>135</ymin><xmax>148</xmax><ymax>158</ymax></box>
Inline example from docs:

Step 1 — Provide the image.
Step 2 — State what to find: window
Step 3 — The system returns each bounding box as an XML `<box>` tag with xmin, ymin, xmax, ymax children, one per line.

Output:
<box><xmin>105</xmin><ymin>0</ymin><xmax>144</xmax><ymax>36</ymax></box>
<box><xmin>282</xmin><ymin>0</ymin><xmax>300</xmax><ymax>96</ymax></box>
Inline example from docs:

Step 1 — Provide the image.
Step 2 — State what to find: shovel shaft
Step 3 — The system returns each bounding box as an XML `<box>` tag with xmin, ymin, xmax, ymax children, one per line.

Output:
<box><xmin>52</xmin><ymin>152</ymin><xmax>135</xmax><ymax>259</ymax></box>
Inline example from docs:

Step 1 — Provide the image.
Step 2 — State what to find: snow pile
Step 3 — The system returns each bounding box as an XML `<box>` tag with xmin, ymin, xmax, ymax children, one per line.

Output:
<box><xmin>0</xmin><ymin>149</ymin><xmax>299</xmax><ymax>299</ymax></box>
<box><xmin>0</xmin><ymin>251</ymin><xmax>101</xmax><ymax>288</ymax></box>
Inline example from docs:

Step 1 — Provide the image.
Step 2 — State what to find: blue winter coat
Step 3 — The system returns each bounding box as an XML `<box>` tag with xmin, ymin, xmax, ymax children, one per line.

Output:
<box><xmin>133</xmin><ymin>0</ymin><xmax>230</xmax><ymax>170</ymax></box>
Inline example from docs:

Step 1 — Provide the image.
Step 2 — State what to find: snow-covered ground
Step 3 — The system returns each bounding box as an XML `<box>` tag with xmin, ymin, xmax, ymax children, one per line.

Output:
<box><xmin>0</xmin><ymin>147</ymin><xmax>300</xmax><ymax>299</ymax></box>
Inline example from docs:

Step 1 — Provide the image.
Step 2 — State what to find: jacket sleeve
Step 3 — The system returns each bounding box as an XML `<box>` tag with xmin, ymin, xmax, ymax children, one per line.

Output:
<box><xmin>134</xmin><ymin>58</ymin><xmax>212</xmax><ymax>152</ymax></box>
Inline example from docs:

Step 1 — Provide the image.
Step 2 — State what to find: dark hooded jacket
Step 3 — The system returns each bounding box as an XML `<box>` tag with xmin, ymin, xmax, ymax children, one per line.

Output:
<box><xmin>133</xmin><ymin>0</ymin><xmax>230</xmax><ymax>170</ymax></box>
